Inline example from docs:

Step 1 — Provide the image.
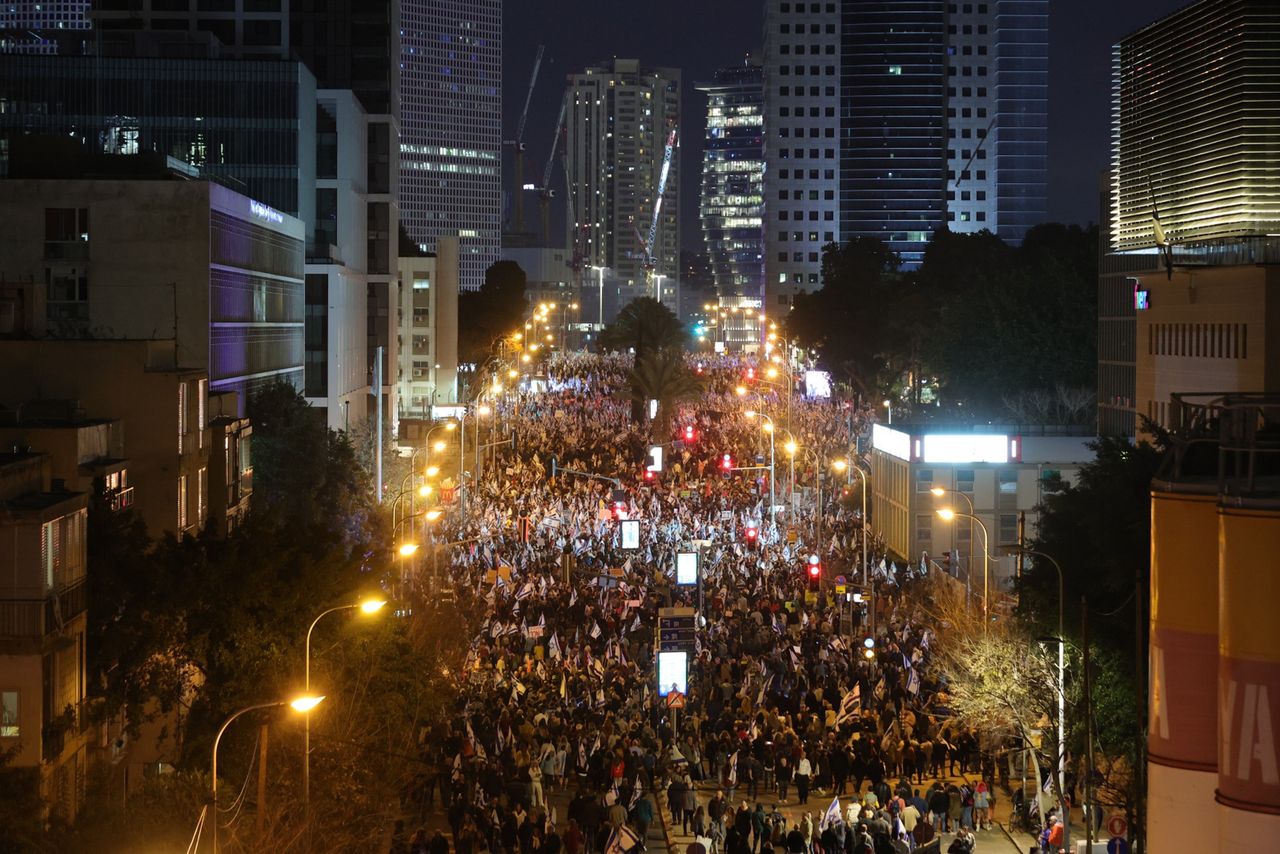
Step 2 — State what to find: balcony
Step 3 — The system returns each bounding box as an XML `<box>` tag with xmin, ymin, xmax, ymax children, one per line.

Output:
<box><xmin>108</xmin><ymin>486</ymin><xmax>134</xmax><ymax>512</ymax></box>
<box><xmin>0</xmin><ymin>579</ymin><xmax>88</xmax><ymax>639</ymax></box>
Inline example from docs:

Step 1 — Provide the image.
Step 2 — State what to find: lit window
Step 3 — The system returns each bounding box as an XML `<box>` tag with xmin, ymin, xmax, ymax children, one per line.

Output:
<box><xmin>0</xmin><ymin>691</ymin><xmax>16</xmax><ymax>738</ymax></box>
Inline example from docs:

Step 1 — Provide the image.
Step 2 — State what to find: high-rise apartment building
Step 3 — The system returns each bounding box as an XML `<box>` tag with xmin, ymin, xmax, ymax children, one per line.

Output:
<box><xmin>0</xmin><ymin>1</ymin><xmax>89</xmax><ymax>54</ymax></box>
<box><xmin>696</xmin><ymin>59</ymin><xmax>765</xmax><ymax>303</ymax></box>
<box><xmin>565</xmin><ymin>59</ymin><xmax>681</xmax><ymax>321</ymax></box>
<box><xmin>400</xmin><ymin>0</ymin><xmax>502</xmax><ymax>292</ymax></box>
<box><xmin>762</xmin><ymin>1</ymin><xmax>842</xmax><ymax>310</ymax></box>
<box><xmin>762</xmin><ymin>0</ymin><xmax>1047</xmax><ymax>307</ymax></box>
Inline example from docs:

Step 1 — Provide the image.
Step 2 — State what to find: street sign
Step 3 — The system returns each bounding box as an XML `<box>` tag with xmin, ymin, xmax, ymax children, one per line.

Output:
<box><xmin>1106</xmin><ymin>815</ymin><xmax>1128</xmax><ymax>839</ymax></box>
<box><xmin>666</xmin><ymin>690</ymin><xmax>686</xmax><ymax>709</ymax></box>
<box><xmin>1106</xmin><ymin>839</ymin><xmax>1129</xmax><ymax>854</ymax></box>
<box><xmin>786</xmin><ymin>528</ymin><xmax>797</xmax><ymax>544</ymax></box>
<box><xmin>620</xmin><ymin>518</ymin><xmax>640</xmax><ymax>550</ymax></box>
<box><xmin>835</xmin><ymin>584</ymin><xmax>847</xmax><ymax>595</ymax></box>
<box><xmin>658</xmin><ymin>607</ymin><xmax>697</xmax><ymax>653</ymax></box>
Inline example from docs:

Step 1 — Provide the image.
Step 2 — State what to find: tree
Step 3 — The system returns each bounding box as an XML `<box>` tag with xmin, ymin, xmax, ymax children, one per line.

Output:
<box><xmin>457</xmin><ymin>260</ymin><xmax>528</xmax><ymax>364</ymax></box>
<box><xmin>626</xmin><ymin>348</ymin><xmax>704</xmax><ymax>441</ymax></box>
<box><xmin>786</xmin><ymin>237</ymin><xmax>903</xmax><ymax>400</ymax></box>
<box><xmin>1019</xmin><ymin>436</ymin><xmax>1165</xmax><ymax>836</ymax></box>
<box><xmin>599</xmin><ymin>297</ymin><xmax>686</xmax><ymax>422</ymax></box>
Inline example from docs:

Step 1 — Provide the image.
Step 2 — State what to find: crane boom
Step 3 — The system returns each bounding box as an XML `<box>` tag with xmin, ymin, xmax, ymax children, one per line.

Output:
<box><xmin>541</xmin><ymin>95</ymin><xmax>566</xmax><ymax>190</ymax></box>
<box><xmin>643</xmin><ymin>128</ymin><xmax>678</xmax><ymax>267</ymax></box>
<box><xmin>515</xmin><ymin>44</ymin><xmax>545</xmax><ymax>145</ymax></box>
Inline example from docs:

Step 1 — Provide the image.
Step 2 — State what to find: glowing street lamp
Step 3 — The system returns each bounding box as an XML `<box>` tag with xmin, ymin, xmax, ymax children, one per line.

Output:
<box><xmin>937</xmin><ymin>508</ymin><xmax>990</xmax><ymax>626</ymax></box>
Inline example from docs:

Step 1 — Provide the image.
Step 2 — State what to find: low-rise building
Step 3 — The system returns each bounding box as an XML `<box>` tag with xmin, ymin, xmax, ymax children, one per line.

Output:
<box><xmin>396</xmin><ymin>236</ymin><xmax>459</xmax><ymax>419</ymax></box>
<box><xmin>0</xmin><ymin>452</ymin><xmax>90</xmax><ymax>822</ymax></box>
<box><xmin>869</xmin><ymin>423</ymin><xmax>1095</xmax><ymax>593</ymax></box>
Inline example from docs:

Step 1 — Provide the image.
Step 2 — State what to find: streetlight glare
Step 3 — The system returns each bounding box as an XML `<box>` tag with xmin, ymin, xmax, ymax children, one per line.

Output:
<box><xmin>426</xmin><ymin>465</ymin><xmax>440</xmax><ymax>477</ymax></box>
<box><xmin>425</xmin><ymin>509</ymin><xmax>443</xmax><ymax>522</ymax></box>
<box><xmin>744</xmin><ymin>410</ymin><xmax>757</xmax><ymax>418</ymax></box>
<box><xmin>290</xmin><ymin>695</ymin><xmax>325</xmax><ymax>713</ymax></box>
<box><xmin>832</xmin><ymin>459</ymin><xmax>848</xmax><ymax>472</ymax></box>
<box><xmin>398</xmin><ymin>542</ymin><xmax>419</xmax><ymax>556</ymax></box>
<box><xmin>478</xmin><ymin>405</ymin><xmax>492</xmax><ymax>416</ymax></box>
<box><xmin>508</xmin><ymin>368</ymin><xmax>519</xmax><ymax>378</ymax></box>
<box><xmin>735</xmin><ymin>386</ymin><xmax>747</xmax><ymax>396</ymax></box>
<box><xmin>359</xmin><ymin>598</ymin><xmax>387</xmax><ymax>614</ymax></box>
<box><xmin>930</xmin><ymin>486</ymin><xmax>946</xmax><ymax>497</ymax></box>
<box><xmin>433</xmin><ymin>441</ymin><xmax>446</xmax><ymax>452</ymax></box>
<box><xmin>766</xmin><ymin>367</ymin><xmax>779</xmax><ymax>379</ymax></box>
<box><xmin>762</xmin><ymin>423</ymin><xmax>774</xmax><ymax>434</ymax></box>
<box><xmin>937</xmin><ymin>508</ymin><xmax>957</xmax><ymax>521</ymax></box>
<box><xmin>784</xmin><ymin>440</ymin><xmax>798</xmax><ymax>455</ymax></box>
<box><xmin>444</xmin><ymin>422</ymin><xmax>456</xmax><ymax>432</ymax></box>
<box><xmin>418</xmin><ymin>484</ymin><xmax>433</xmax><ymax>497</ymax></box>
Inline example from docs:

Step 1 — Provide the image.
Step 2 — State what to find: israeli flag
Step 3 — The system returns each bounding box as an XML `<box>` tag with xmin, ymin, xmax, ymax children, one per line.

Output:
<box><xmin>820</xmin><ymin>796</ymin><xmax>842</xmax><ymax>830</ymax></box>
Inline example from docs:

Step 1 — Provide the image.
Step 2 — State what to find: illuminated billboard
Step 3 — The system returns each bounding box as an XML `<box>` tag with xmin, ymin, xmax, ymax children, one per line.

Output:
<box><xmin>921</xmin><ymin>434</ymin><xmax>1009</xmax><ymax>464</ymax></box>
<box><xmin>871</xmin><ymin>424</ymin><xmax>911</xmax><ymax>461</ymax></box>
<box><xmin>657</xmin><ymin>651</ymin><xmax>688</xmax><ymax>696</ymax></box>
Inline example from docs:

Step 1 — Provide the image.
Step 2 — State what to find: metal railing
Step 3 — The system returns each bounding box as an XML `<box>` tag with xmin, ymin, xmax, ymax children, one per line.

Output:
<box><xmin>0</xmin><ymin>578</ymin><xmax>88</xmax><ymax>638</ymax></box>
<box><xmin>1165</xmin><ymin>392</ymin><xmax>1280</xmax><ymax>495</ymax></box>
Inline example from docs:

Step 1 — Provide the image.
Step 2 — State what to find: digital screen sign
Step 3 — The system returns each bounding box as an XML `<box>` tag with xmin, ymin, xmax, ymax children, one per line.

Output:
<box><xmin>675</xmin><ymin>552</ymin><xmax>698</xmax><ymax>585</ymax></box>
<box><xmin>620</xmin><ymin>519</ymin><xmax>640</xmax><ymax>550</ymax></box>
<box><xmin>657</xmin><ymin>651</ymin><xmax>688</xmax><ymax>696</ymax></box>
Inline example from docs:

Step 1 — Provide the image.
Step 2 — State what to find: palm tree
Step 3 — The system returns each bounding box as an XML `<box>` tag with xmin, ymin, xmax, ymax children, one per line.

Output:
<box><xmin>601</xmin><ymin>297</ymin><xmax>687</xmax><ymax>422</ymax></box>
<box><xmin>626</xmin><ymin>348</ymin><xmax>703</xmax><ymax>442</ymax></box>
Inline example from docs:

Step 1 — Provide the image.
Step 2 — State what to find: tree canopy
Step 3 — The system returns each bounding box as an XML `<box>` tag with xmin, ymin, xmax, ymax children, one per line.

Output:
<box><xmin>458</xmin><ymin>259</ymin><xmax>528</xmax><ymax>364</ymax></box>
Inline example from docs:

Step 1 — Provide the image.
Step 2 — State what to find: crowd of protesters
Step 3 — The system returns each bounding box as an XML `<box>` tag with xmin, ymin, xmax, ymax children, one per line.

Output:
<box><xmin>392</xmin><ymin>354</ymin><xmax>1005</xmax><ymax>854</ymax></box>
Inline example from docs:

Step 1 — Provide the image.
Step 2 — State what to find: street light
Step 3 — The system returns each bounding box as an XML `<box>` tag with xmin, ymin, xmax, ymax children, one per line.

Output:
<box><xmin>930</xmin><ymin>486</ymin><xmax>976</xmax><ymax>603</ymax></box>
<box><xmin>590</xmin><ymin>265</ymin><xmax>607</xmax><ymax>328</ymax></box>
<box><xmin>303</xmin><ymin>599</ymin><xmax>385</xmax><ymax>811</ymax></box>
<box><xmin>936</xmin><ymin>508</ymin><xmax>990</xmax><ymax>626</ymax></box>
<box><xmin>882</xmin><ymin>399</ymin><xmax>892</xmax><ymax>425</ymax></box>
<box><xmin>1002</xmin><ymin>544</ymin><xmax>1068</xmax><ymax>850</ymax></box>
<box><xmin>212</xmin><ymin>696</ymin><xmax>325</xmax><ymax>852</ymax></box>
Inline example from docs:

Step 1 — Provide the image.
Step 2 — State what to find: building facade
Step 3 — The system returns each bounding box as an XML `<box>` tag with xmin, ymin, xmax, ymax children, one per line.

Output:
<box><xmin>762</xmin><ymin>0</ymin><xmax>842</xmax><ymax>309</ymax></box>
<box><xmin>869</xmin><ymin>423</ymin><xmax>1094</xmax><ymax>592</ymax></box>
<box><xmin>397</xmin><ymin>236</ymin><xmax>461</xmax><ymax>418</ymax></box>
<box><xmin>0</xmin><ymin>1</ymin><xmax>90</xmax><ymax>54</ymax></box>
<box><xmin>565</xmin><ymin>59</ymin><xmax>681</xmax><ymax>321</ymax></box>
<box><xmin>400</xmin><ymin>0</ymin><xmax>502</xmax><ymax>292</ymax></box>
<box><xmin>0</xmin><ymin>173</ymin><xmax>305</xmax><ymax>407</ymax></box>
<box><xmin>696</xmin><ymin>59</ymin><xmax>765</xmax><ymax>307</ymax></box>
<box><xmin>762</xmin><ymin>0</ymin><xmax>1048</xmax><ymax>308</ymax></box>
<box><xmin>1107</xmin><ymin>0</ymin><xmax>1280</xmax><ymax>440</ymax></box>
<box><xmin>0</xmin><ymin>452</ymin><xmax>91</xmax><ymax>823</ymax></box>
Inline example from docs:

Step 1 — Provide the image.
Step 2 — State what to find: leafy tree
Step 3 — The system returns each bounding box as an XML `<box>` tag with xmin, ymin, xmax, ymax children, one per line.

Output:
<box><xmin>458</xmin><ymin>260</ymin><xmax>528</xmax><ymax>364</ymax></box>
<box><xmin>786</xmin><ymin>237</ymin><xmax>903</xmax><ymax>400</ymax></box>
<box><xmin>600</xmin><ymin>297</ymin><xmax>686</xmax><ymax>421</ymax></box>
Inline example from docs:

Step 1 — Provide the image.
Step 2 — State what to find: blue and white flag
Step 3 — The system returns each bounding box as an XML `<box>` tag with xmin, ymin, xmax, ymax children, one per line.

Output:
<box><xmin>907</xmin><ymin>668</ymin><xmax>921</xmax><ymax>696</ymax></box>
<box><xmin>820</xmin><ymin>796</ymin><xmax>842</xmax><ymax>830</ymax></box>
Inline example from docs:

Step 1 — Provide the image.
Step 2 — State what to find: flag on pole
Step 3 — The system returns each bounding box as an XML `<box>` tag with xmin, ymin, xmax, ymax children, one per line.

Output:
<box><xmin>836</xmin><ymin>684</ymin><xmax>862</xmax><ymax>726</ymax></box>
<box><xmin>907</xmin><ymin>668</ymin><xmax>921</xmax><ymax>696</ymax></box>
<box><xmin>820</xmin><ymin>796</ymin><xmax>842</xmax><ymax>830</ymax></box>
<box><xmin>873</xmin><ymin>677</ymin><xmax>886</xmax><ymax>703</ymax></box>
<box><xmin>549</xmin><ymin>632</ymin><xmax>563</xmax><ymax>660</ymax></box>
<box><xmin>590</xmin><ymin>622</ymin><xmax>602</xmax><ymax>639</ymax></box>
<box><xmin>604</xmin><ymin>824</ymin><xmax>641</xmax><ymax>854</ymax></box>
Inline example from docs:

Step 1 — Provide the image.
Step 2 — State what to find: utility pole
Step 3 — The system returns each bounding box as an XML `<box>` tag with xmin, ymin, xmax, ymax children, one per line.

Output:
<box><xmin>374</xmin><ymin>345</ymin><xmax>383</xmax><ymax>499</ymax></box>
<box><xmin>256</xmin><ymin>724</ymin><xmax>269</xmax><ymax>838</ymax></box>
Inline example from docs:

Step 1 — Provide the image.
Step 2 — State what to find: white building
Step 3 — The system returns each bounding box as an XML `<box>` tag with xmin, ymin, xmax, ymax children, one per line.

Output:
<box><xmin>397</xmin><ymin>236</ymin><xmax>460</xmax><ymax>418</ymax></box>
<box><xmin>869</xmin><ymin>423</ymin><xmax>1094</xmax><ymax>593</ymax></box>
<box><xmin>399</xmin><ymin>0</ymin><xmax>502</xmax><ymax>292</ymax></box>
<box><xmin>762</xmin><ymin>0</ymin><xmax>842</xmax><ymax>310</ymax></box>
<box><xmin>565</xmin><ymin>59</ymin><xmax>681</xmax><ymax>322</ymax></box>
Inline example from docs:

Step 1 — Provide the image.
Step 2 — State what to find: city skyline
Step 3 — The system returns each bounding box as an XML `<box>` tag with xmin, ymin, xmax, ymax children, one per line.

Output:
<box><xmin>504</xmin><ymin>0</ymin><xmax>1190</xmax><ymax>253</ymax></box>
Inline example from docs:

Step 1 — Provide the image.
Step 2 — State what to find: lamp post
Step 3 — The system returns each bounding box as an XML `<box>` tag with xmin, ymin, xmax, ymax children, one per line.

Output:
<box><xmin>936</xmin><ymin>508</ymin><xmax>990</xmax><ymax>626</ymax></box>
<box><xmin>561</xmin><ymin>301</ymin><xmax>579</xmax><ymax>350</ymax></box>
<box><xmin>1003</xmin><ymin>545</ymin><xmax>1067</xmax><ymax>852</ymax></box>
<box><xmin>931</xmin><ymin>486</ymin><xmax>975</xmax><ymax>602</ymax></box>
<box><xmin>745</xmin><ymin>411</ymin><xmax>776</xmax><ymax>526</ymax></box>
<box><xmin>833</xmin><ymin>459</ymin><xmax>869</xmax><ymax>587</ymax></box>
<box><xmin>883</xmin><ymin>399</ymin><xmax>892</xmax><ymax>425</ymax></box>
<box><xmin>212</xmin><ymin>696</ymin><xmax>324</xmax><ymax>853</ymax></box>
<box><xmin>303</xmin><ymin>599</ymin><xmax>385</xmax><ymax>813</ymax></box>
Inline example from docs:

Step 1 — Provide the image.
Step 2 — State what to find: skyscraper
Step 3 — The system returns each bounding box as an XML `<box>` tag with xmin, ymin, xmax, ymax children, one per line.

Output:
<box><xmin>696</xmin><ymin>59</ymin><xmax>765</xmax><ymax>301</ymax></box>
<box><xmin>762</xmin><ymin>0</ymin><xmax>842</xmax><ymax>310</ymax></box>
<box><xmin>762</xmin><ymin>0</ymin><xmax>1048</xmax><ymax>306</ymax></box>
<box><xmin>400</xmin><ymin>0</ymin><xmax>502</xmax><ymax>292</ymax></box>
<box><xmin>565</xmin><ymin>59</ymin><xmax>681</xmax><ymax>320</ymax></box>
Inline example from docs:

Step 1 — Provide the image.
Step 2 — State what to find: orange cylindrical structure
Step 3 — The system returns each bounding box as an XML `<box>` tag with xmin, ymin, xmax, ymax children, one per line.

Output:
<box><xmin>1217</xmin><ymin>500</ymin><xmax>1280</xmax><ymax>850</ymax></box>
<box><xmin>1148</xmin><ymin>485</ymin><xmax>1220</xmax><ymax>854</ymax></box>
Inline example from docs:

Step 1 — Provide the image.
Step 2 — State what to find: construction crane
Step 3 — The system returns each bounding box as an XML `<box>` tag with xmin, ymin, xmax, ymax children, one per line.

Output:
<box><xmin>528</xmin><ymin>95</ymin><xmax>567</xmax><ymax>246</ymax></box>
<box><xmin>634</xmin><ymin>127</ymin><xmax>678</xmax><ymax>297</ymax></box>
<box><xmin>503</xmin><ymin>44</ymin><xmax>544</xmax><ymax>234</ymax></box>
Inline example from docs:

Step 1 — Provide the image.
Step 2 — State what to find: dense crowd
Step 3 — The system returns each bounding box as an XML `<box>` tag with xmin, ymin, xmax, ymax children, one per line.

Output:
<box><xmin>393</xmin><ymin>354</ymin><xmax>1003</xmax><ymax>854</ymax></box>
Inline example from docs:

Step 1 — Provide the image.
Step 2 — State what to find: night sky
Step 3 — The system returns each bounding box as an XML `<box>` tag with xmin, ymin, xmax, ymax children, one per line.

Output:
<box><xmin>502</xmin><ymin>0</ymin><xmax>1190</xmax><ymax>252</ymax></box>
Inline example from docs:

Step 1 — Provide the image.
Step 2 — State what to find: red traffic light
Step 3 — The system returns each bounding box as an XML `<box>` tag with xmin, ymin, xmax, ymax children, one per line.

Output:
<box><xmin>612</xmin><ymin>501</ymin><xmax>627</xmax><ymax>519</ymax></box>
<box><xmin>721</xmin><ymin>453</ymin><xmax>733</xmax><ymax>470</ymax></box>
<box><xmin>807</xmin><ymin>554</ymin><xmax>821</xmax><ymax>578</ymax></box>
<box><xmin>746</xmin><ymin>367</ymin><xmax>755</xmax><ymax>381</ymax></box>
<box><xmin>643</xmin><ymin>470</ymin><xmax>656</xmax><ymax>482</ymax></box>
<box><xmin>684</xmin><ymin>425</ymin><xmax>696</xmax><ymax>442</ymax></box>
<box><xmin>695</xmin><ymin>363</ymin><xmax>704</xmax><ymax>374</ymax></box>
<box><xmin>744</xmin><ymin>526</ymin><xmax>758</xmax><ymax>541</ymax></box>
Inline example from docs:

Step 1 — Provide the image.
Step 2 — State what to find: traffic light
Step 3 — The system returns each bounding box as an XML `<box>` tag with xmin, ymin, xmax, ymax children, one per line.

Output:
<box><xmin>519</xmin><ymin>516</ymin><xmax>532</xmax><ymax>542</ymax></box>
<box><xmin>643</xmin><ymin>469</ymin><xmax>657</xmax><ymax>483</ymax></box>
<box><xmin>721</xmin><ymin>453</ymin><xmax>733</xmax><ymax>478</ymax></box>
<box><xmin>806</xmin><ymin>554</ymin><xmax>822</xmax><ymax>591</ymax></box>
<box><xmin>695</xmin><ymin>363</ymin><xmax>704</xmax><ymax>375</ymax></box>
<box><xmin>683</xmin><ymin>424</ymin><xmax>696</xmax><ymax>443</ymax></box>
<box><xmin>612</xmin><ymin>501</ymin><xmax>628</xmax><ymax>520</ymax></box>
<box><xmin>745</xmin><ymin>366</ymin><xmax>756</xmax><ymax>381</ymax></box>
<box><xmin>744</xmin><ymin>525</ymin><xmax>759</xmax><ymax>546</ymax></box>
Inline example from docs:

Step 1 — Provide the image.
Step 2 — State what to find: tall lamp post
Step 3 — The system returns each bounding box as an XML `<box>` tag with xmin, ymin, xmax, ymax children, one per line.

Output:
<box><xmin>930</xmin><ymin>486</ymin><xmax>975</xmax><ymax>601</ymax></box>
<box><xmin>1003</xmin><ymin>544</ymin><xmax>1068</xmax><ymax>852</ymax></box>
<box><xmin>744</xmin><ymin>411</ymin><xmax>776</xmax><ymax>526</ymax></box>
<box><xmin>936</xmin><ymin>508</ymin><xmax>990</xmax><ymax>626</ymax></box>
<box><xmin>302</xmin><ymin>598</ymin><xmax>386</xmax><ymax>813</ymax></box>
<box><xmin>212</xmin><ymin>695</ymin><xmax>325</xmax><ymax>853</ymax></box>
<box><xmin>590</xmin><ymin>265</ymin><xmax>607</xmax><ymax>329</ymax></box>
<box><xmin>833</xmin><ymin>459</ymin><xmax>868</xmax><ymax>587</ymax></box>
